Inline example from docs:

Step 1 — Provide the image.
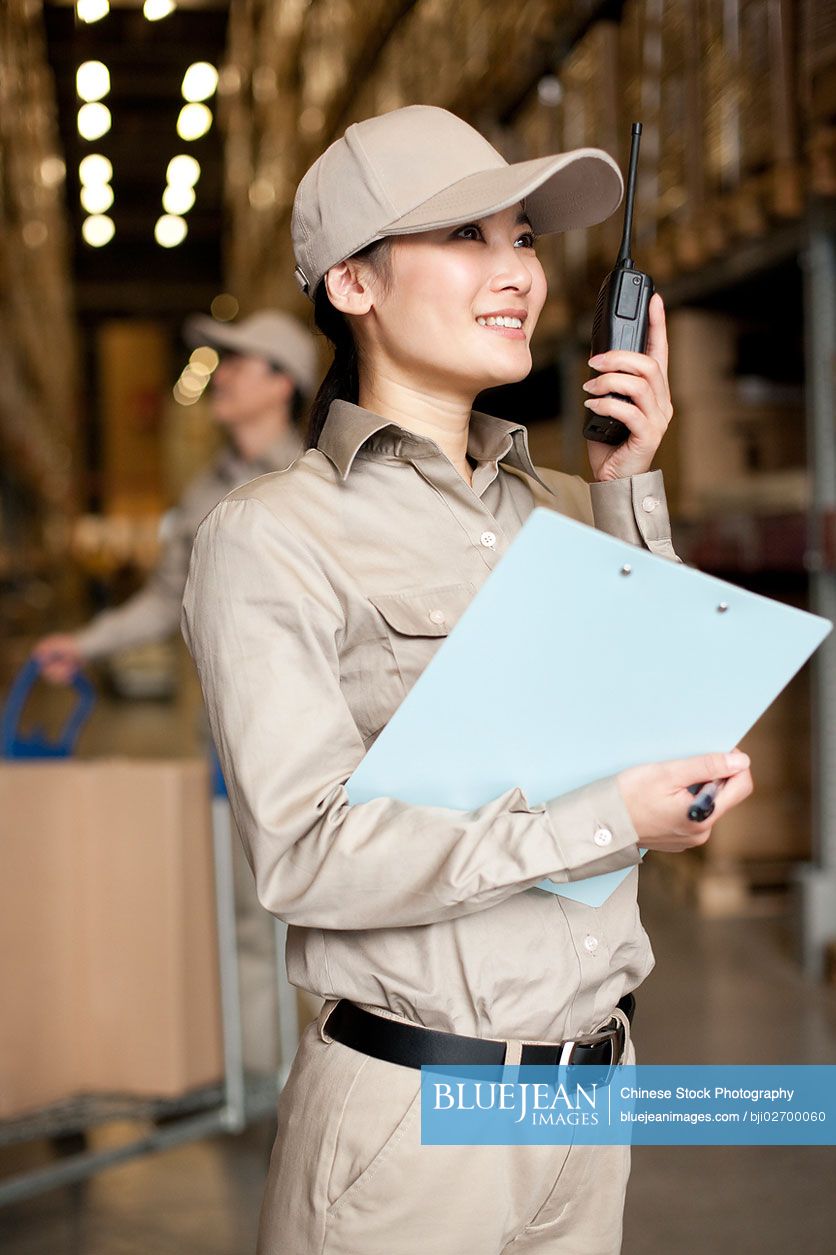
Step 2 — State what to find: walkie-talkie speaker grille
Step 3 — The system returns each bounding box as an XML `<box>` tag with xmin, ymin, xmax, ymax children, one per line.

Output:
<box><xmin>591</xmin><ymin>278</ymin><xmax>608</xmax><ymax>347</ymax></box>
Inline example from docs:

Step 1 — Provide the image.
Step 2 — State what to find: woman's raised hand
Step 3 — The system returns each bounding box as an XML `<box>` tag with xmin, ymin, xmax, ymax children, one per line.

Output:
<box><xmin>617</xmin><ymin>750</ymin><xmax>753</xmax><ymax>853</ymax></box>
<box><xmin>583</xmin><ymin>291</ymin><xmax>674</xmax><ymax>483</ymax></box>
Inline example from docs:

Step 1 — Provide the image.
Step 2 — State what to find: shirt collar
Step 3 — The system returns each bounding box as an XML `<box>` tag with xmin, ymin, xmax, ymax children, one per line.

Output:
<box><xmin>316</xmin><ymin>398</ymin><xmax>554</xmax><ymax>494</ymax></box>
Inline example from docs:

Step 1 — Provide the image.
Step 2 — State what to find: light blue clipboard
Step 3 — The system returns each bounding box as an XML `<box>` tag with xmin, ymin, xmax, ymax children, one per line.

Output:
<box><xmin>346</xmin><ymin>509</ymin><xmax>832</xmax><ymax>907</ymax></box>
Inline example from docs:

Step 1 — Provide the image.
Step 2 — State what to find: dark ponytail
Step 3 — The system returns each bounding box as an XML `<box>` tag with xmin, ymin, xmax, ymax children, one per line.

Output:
<box><xmin>305</xmin><ymin>238</ymin><xmax>393</xmax><ymax>450</ymax></box>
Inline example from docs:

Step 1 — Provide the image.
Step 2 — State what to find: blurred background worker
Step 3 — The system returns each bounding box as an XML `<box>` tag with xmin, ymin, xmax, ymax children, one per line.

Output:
<box><xmin>30</xmin><ymin>307</ymin><xmax>320</xmax><ymax>1077</ymax></box>
<box><xmin>32</xmin><ymin>309</ymin><xmax>318</xmax><ymax>682</ymax></box>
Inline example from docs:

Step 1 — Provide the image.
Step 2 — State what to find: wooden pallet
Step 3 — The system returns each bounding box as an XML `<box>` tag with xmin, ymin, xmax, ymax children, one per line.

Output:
<box><xmin>646</xmin><ymin>851</ymin><xmax>797</xmax><ymax>919</ymax></box>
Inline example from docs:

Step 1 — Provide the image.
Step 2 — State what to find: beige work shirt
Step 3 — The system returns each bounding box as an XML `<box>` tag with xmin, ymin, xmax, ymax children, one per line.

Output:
<box><xmin>181</xmin><ymin>398</ymin><xmax>679</xmax><ymax>1042</ymax></box>
<box><xmin>74</xmin><ymin>428</ymin><xmax>303</xmax><ymax>660</ymax></box>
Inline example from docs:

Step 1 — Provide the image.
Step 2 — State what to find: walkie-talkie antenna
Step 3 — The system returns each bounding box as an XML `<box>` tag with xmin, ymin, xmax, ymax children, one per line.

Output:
<box><xmin>616</xmin><ymin>122</ymin><xmax>642</xmax><ymax>268</ymax></box>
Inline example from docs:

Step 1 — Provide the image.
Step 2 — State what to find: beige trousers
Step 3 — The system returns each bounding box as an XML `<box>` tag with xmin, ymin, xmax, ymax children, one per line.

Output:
<box><xmin>256</xmin><ymin>999</ymin><xmax>635</xmax><ymax>1255</ymax></box>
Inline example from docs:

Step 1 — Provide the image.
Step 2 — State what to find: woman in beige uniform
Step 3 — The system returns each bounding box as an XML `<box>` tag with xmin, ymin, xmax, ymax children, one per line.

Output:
<box><xmin>182</xmin><ymin>106</ymin><xmax>753</xmax><ymax>1255</ymax></box>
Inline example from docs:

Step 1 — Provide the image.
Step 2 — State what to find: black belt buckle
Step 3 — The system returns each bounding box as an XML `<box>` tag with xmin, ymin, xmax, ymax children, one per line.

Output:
<box><xmin>567</xmin><ymin>1022</ymin><xmax>622</xmax><ymax>1091</ymax></box>
<box><xmin>518</xmin><ymin>1013</ymin><xmax>625</xmax><ymax>1090</ymax></box>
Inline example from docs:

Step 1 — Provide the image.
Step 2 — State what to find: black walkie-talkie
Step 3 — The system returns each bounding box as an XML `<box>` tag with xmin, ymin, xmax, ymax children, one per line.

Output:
<box><xmin>583</xmin><ymin>121</ymin><xmax>654</xmax><ymax>446</ymax></box>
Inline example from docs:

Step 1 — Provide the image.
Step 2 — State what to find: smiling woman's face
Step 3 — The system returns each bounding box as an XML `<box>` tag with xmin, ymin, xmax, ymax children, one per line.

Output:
<box><xmin>353</xmin><ymin>202</ymin><xmax>547</xmax><ymax>398</ymax></box>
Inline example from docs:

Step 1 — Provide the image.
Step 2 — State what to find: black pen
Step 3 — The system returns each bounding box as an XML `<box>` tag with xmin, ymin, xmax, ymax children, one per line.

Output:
<box><xmin>686</xmin><ymin>779</ymin><xmax>723</xmax><ymax>823</ymax></box>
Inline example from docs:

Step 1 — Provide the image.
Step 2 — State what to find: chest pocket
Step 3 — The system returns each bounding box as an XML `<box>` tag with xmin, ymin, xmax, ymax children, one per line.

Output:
<box><xmin>367</xmin><ymin>581</ymin><xmax>477</xmax><ymax>699</ymax></box>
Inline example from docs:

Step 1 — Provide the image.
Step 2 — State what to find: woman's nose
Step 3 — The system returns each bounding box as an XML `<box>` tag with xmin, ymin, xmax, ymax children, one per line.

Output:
<box><xmin>489</xmin><ymin>244</ymin><xmax>533</xmax><ymax>292</ymax></box>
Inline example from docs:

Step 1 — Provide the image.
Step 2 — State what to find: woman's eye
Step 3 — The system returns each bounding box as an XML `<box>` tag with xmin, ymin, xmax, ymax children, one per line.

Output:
<box><xmin>454</xmin><ymin>225</ymin><xmax>536</xmax><ymax>247</ymax></box>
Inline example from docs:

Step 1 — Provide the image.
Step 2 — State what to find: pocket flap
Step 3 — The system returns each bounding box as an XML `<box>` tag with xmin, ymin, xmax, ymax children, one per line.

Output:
<box><xmin>367</xmin><ymin>582</ymin><xmax>476</xmax><ymax>637</ymax></box>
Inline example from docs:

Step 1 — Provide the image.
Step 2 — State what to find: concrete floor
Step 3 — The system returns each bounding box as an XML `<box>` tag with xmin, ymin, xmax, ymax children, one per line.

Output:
<box><xmin>2</xmin><ymin>682</ymin><xmax>835</xmax><ymax>1252</ymax></box>
<box><xmin>2</xmin><ymin>870</ymin><xmax>834</xmax><ymax>1254</ymax></box>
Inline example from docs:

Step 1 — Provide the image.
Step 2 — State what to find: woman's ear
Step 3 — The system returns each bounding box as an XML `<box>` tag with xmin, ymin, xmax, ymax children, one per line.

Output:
<box><xmin>324</xmin><ymin>259</ymin><xmax>376</xmax><ymax>316</ymax></box>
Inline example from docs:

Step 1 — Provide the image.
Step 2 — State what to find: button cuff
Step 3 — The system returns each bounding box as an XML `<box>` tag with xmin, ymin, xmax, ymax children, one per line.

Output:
<box><xmin>541</xmin><ymin>775</ymin><xmax>643</xmax><ymax>883</ymax></box>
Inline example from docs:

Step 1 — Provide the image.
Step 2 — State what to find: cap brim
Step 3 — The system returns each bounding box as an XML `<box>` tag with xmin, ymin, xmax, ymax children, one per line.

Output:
<box><xmin>183</xmin><ymin>315</ymin><xmax>253</xmax><ymax>355</ymax></box>
<box><xmin>384</xmin><ymin>148</ymin><xmax>623</xmax><ymax>236</ymax></box>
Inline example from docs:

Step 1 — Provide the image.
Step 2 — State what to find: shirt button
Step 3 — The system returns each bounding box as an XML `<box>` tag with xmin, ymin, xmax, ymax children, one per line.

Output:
<box><xmin>428</xmin><ymin>609</ymin><xmax>446</xmax><ymax>625</ymax></box>
<box><xmin>642</xmin><ymin>495</ymin><xmax>660</xmax><ymax>513</ymax></box>
<box><xmin>584</xmin><ymin>935</ymin><xmax>599</xmax><ymax>954</ymax></box>
<box><xmin>593</xmin><ymin>826</ymin><xmax>613</xmax><ymax>847</ymax></box>
<box><xmin>480</xmin><ymin>531</ymin><xmax>497</xmax><ymax>549</ymax></box>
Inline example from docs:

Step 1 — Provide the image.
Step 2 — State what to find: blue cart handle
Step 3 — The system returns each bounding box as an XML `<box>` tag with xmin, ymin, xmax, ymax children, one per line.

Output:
<box><xmin>1</xmin><ymin>658</ymin><xmax>97</xmax><ymax>759</ymax></box>
<box><xmin>209</xmin><ymin>745</ymin><xmax>228</xmax><ymax>799</ymax></box>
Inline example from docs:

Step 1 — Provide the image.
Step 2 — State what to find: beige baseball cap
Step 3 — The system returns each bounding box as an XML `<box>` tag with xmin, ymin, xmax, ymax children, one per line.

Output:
<box><xmin>183</xmin><ymin>309</ymin><xmax>318</xmax><ymax>397</ymax></box>
<box><xmin>291</xmin><ymin>104</ymin><xmax>624</xmax><ymax>301</ymax></box>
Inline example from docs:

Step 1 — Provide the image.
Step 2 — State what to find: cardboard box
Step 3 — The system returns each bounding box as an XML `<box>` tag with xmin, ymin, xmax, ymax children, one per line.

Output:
<box><xmin>667</xmin><ymin>309</ymin><xmax>808</xmax><ymax>519</ymax></box>
<box><xmin>0</xmin><ymin>763</ymin><xmax>83</xmax><ymax>1116</ymax></box>
<box><xmin>0</xmin><ymin>759</ymin><xmax>223</xmax><ymax>1120</ymax></box>
<box><xmin>737</xmin><ymin>669</ymin><xmax>811</xmax><ymax>790</ymax></box>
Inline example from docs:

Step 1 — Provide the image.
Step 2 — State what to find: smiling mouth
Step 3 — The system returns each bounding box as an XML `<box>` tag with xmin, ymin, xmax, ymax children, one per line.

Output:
<box><xmin>475</xmin><ymin>317</ymin><xmax>526</xmax><ymax>340</ymax></box>
<box><xmin>476</xmin><ymin>315</ymin><xmax>524</xmax><ymax>329</ymax></box>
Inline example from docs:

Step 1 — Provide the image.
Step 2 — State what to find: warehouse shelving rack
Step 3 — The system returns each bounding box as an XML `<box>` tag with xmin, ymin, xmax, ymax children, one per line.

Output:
<box><xmin>797</xmin><ymin>208</ymin><xmax>836</xmax><ymax>980</ymax></box>
<box><xmin>0</xmin><ymin>755</ymin><xmax>300</xmax><ymax>1206</ymax></box>
<box><xmin>662</xmin><ymin>202</ymin><xmax>836</xmax><ymax>977</ymax></box>
<box><xmin>558</xmin><ymin>198</ymin><xmax>836</xmax><ymax>973</ymax></box>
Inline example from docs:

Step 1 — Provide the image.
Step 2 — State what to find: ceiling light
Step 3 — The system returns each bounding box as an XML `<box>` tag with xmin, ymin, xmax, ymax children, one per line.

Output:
<box><xmin>77</xmin><ymin>0</ymin><xmax>110</xmax><ymax>23</ymax></box>
<box><xmin>210</xmin><ymin>293</ymin><xmax>238</xmax><ymax>321</ymax></box>
<box><xmin>77</xmin><ymin>103</ymin><xmax>112</xmax><ymax>141</ymax></box>
<box><xmin>23</xmin><ymin>222</ymin><xmax>48</xmax><ymax>249</ymax></box>
<box><xmin>176</xmin><ymin>103</ymin><xmax>212</xmax><ymax>141</ymax></box>
<box><xmin>79</xmin><ymin>153</ymin><xmax>112</xmax><ymax>185</ymax></box>
<box><xmin>166</xmin><ymin>154</ymin><xmax>200</xmax><ymax>187</ymax></box>
<box><xmin>248</xmin><ymin>177</ymin><xmax>276</xmax><ymax>210</ymax></box>
<box><xmin>155</xmin><ymin>214</ymin><xmax>188</xmax><ymax>248</ymax></box>
<box><xmin>144</xmin><ymin>0</ymin><xmax>176</xmax><ymax>20</ymax></box>
<box><xmin>82</xmin><ymin>215</ymin><xmax>115</xmax><ymax>247</ymax></box>
<box><xmin>217</xmin><ymin>66</ymin><xmax>241</xmax><ymax>97</ymax></box>
<box><xmin>537</xmin><ymin>75</ymin><xmax>563</xmax><ymax>107</ymax></box>
<box><xmin>162</xmin><ymin>184</ymin><xmax>195</xmax><ymax>214</ymax></box>
<box><xmin>40</xmin><ymin>156</ymin><xmax>66</xmax><ymax>187</ymax></box>
<box><xmin>178</xmin><ymin>369</ymin><xmax>207</xmax><ymax>395</ymax></box>
<box><xmin>173</xmin><ymin>382</ymin><xmax>200</xmax><ymax>406</ymax></box>
<box><xmin>299</xmin><ymin>106</ymin><xmax>324</xmax><ymax>135</ymax></box>
<box><xmin>182</xmin><ymin>63</ymin><xmax>218</xmax><ymax>103</ymax></box>
<box><xmin>190</xmin><ymin>346</ymin><xmax>219</xmax><ymax>371</ymax></box>
<box><xmin>76</xmin><ymin>61</ymin><xmax>110</xmax><ymax>101</ymax></box>
<box><xmin>83</xmin><ymin>183</ymin><xmax>116</xmax><ymax>215</ymax></box>
<box><xmin>80</xmin><ymin>183</ymin><xmax>114</xmax><ymax>214</ymax></box>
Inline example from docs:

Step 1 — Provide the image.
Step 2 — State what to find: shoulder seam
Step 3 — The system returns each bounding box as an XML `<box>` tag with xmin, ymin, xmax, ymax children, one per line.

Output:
<box><xmin>206</xmin><ymin>494</ymin><xmax>344</xmax><ymax>616</ymax></box>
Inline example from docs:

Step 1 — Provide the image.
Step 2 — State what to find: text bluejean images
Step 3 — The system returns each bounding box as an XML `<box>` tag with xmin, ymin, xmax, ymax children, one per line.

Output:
<box><xmin>420</xmin><ymin>1065</ymin><xmax>836</xmax><ymax>1146</ymax></box>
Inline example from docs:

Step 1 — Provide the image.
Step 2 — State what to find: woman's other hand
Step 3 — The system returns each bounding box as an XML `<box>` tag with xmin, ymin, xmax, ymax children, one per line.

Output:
<box><xmin>617</xmin><ymin>750</ymin><xmax>754</xmax><ymax>853</ymax></box>
<box><xmin>583</xmin><ymin>291</ymin><xmax>674</xmax><ymax>482</ymax></box>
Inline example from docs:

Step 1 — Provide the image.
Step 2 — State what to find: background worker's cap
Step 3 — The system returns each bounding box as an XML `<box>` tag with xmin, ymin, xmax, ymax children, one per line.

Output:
<box><xmin>183</xmin><ymin>309</ymin><xmax>319</xmax><ymax>398</ymax></box>
<box><xmin>291</xmin><ymin>104</ymin><xmax>624</xmax><ymax>301</ymax></box>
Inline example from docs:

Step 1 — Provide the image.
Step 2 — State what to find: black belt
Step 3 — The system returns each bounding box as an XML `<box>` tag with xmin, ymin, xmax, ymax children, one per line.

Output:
<box><xmin>323</xmin><ymin>993</ymin><xmax>634</xmax><ymax>1071</ymax></box>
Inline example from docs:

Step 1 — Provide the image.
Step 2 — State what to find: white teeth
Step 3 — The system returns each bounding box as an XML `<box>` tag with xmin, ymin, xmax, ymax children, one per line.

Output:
<box><xmin>477</xmin><ymin>315</ymin><xmax>523</xmax><ymax>329</ymax></box>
